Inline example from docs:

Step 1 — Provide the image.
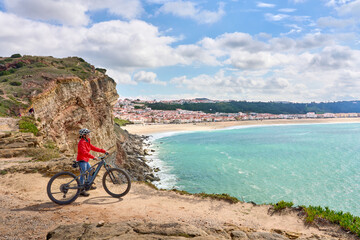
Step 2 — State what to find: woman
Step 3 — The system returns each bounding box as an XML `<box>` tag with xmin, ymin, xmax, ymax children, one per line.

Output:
<box><xmin>77</xmin><ymin>128</ymin><xmax>107</xmax><ymax>196</ymax></box>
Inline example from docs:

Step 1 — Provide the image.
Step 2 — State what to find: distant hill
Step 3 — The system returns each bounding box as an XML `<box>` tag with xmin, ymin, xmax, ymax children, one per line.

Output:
<box><xmin>0</xmin><ymin>54</ymin><xmax>110</xmax><ymax>117</ymax></box>
<box><xmin>146</xmin><ymin>101</ymin><xmax>360</xmax><ymax>114</ymax></box>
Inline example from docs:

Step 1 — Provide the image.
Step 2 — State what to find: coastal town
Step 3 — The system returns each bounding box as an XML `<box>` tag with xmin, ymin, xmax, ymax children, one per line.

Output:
<box><xmin>113</xmin><ymin>99</ymin><xmax>360</xmax><ymax>124</ymax></box>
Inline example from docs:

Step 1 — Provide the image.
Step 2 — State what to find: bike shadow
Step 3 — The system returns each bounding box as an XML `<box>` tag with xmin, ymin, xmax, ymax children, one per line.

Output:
<box><xmin>82</xmin><ymin>196</ymin><xmax>123</xmax><ymax>205</ymax></box>
<box><xmin>11</xmin><ymin>201</ymin><xmax>65</xmax><ymax>212</ymax></box>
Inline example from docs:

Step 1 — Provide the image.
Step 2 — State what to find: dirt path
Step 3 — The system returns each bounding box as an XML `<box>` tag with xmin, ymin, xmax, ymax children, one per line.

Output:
<box><xmin>0</xmin><ymin>172</ymin><xmax>354</xmax><ymax>240</ymax></box>
<box><xmin>0</xmin><ymin>117</ymin><xmax>19</xmax><ymax>132</ymax></box>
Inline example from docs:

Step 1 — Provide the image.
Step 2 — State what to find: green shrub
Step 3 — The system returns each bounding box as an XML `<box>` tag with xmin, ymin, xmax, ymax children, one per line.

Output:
<box><xmin>0</xmin><ymin>170</ymin><xmax>7</xmax><ymax>175</ymax></box>
<box><xmin>196</xmin><ymin>192</ymin><xmax>240</xmax><ymax>204</ymax></box>
<box><xmin>10</xmin><ymin>81</ymin><xmax>22</xmax><ymax>86</ymax></box>
<box><xmin>303</xmin><ymin>206</ymin><xmax>360</xmax><ymax>236</ymax></box>
<box><xmin>170</xmin><ymin>189</ymin><xmax>240</xmax><ymax>204</ymax></box>
<box><xmin>1</xmin><ymin>79</ymin><xmax>8</xmax><ymax>82</ymax></box>
<box><xmin>19</xmin><ymin>117</ymin><xmax>39</xmax><ymax>136</ymax></box>
<box><xmin>11</xmin><ymin>53</ymin><xmax>22</xmax><ymax>58</ymax></box>
<box><xmin>95</xmin><ymin>68</ymin><xmax>107</xmax><ymax>74</ymax></box>
<box><xmin>15</xmin><ymin>62</ymin><xmax>26</xmax><ymax>68</ymax></box>
<box><xmin>273</xmin><ymin>200</ymin><xmax>294</xmax><ymax>211</ymax></box>
<box><xmin>114</xmin><ymin>118</ymin><xmax>132</xmax><ymax>126</ymax></box>
<box><xmin>0</xmin><ymin>70</ymin><xmax>10</xmax><ymax>76</ymax></box>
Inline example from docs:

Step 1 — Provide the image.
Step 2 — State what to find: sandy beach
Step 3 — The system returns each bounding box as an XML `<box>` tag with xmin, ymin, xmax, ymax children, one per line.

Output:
<box><xmin>122</xmin><ymin>118</ymin><xmax>360</xmax><ymax>135</ymax></box>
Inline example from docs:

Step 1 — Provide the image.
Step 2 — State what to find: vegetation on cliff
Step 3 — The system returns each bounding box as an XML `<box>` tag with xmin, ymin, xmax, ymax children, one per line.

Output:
<box><xmin>146</xmin><ymin>101</ymin><xmax>360</xmax><ymax>114</ymax></box>
<box><xmin>271</xmin><ymin>201</ymin><xmax>360</xmax><ymax>237</ymax></box>
<box><xmin>0</xmin><ymin>54</ymin><xmax>114</xmax><ymax>117</ymax></box>
<box><xmin>19</xmin><ymin>116</ymin><xmax>39</xmax><ymax>135</ymax></box>
<box><xmin>114</xmin><ymin>117</ymin><xmax>133</xmax><ymax>126</ymax></box>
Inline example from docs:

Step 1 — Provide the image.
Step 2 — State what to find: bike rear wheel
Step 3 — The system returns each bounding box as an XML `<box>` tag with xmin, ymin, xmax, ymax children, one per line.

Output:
<box><xmin>102</xmin><ymin>168</ymin><xmax>131</xmax><ymax>198</ymax></box>
<box><xmin>47</xmin><ymin>171</ymin><xmax>81</xmax><ymax>205</ymax></box>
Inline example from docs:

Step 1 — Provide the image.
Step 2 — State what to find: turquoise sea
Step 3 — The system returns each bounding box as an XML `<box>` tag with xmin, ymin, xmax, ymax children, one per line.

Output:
<box><xmin>148</xmin><ymin>123</ymin><xmax>360</xmax><ymax>216</ymax></box>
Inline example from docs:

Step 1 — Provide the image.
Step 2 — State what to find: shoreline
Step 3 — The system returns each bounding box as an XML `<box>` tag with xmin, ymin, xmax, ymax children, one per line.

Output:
<box><xmin>122</xmin><ymin>117</ymin><xmax>360</xmax><ymax>135</ymax></box>
<box><xmin>125</xmin><ymin>117</ymin><xmax>360</xmax><ymax>214</ymax></box>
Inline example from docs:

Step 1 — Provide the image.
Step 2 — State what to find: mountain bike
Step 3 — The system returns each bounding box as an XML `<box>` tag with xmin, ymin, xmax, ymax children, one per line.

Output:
<box><xmin>47</xmin><ymin>154</ymin><xmax>131</xmax><ymax>205</ymax></box>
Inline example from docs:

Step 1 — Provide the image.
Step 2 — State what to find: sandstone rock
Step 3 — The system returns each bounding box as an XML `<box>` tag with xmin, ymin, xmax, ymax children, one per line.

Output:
<box><xmin>231</xmin><ymin>230</ymin><xmax>249</xmax><ymax>240</ymax></box>
<box><xmin>96</xmin><ymin>220</ymin><xmax>105</xmax><ymax>227</ymax></box>
<box><xmin>248</xmin><ymin>232</ymin><xmax>286</xmax><ymax>240</ymax></box>
<box><xmin>47</xmin><ymin>221</ymin><xmax>210</xmax><ymax>239</ymax></box>
<box><xmin>272</xmin><ymin>229</ymin><xmax>302</xmax><ymax>239</ymax></box>
<box><xmin>31</xmin><ymin>76</ymin><xmax>118</xmax><ymax>155</ymax></box>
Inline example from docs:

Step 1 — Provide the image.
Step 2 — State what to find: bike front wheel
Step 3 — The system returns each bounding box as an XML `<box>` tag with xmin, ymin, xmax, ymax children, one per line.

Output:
<box><xmin>47</xmin><ymin>171</ymin><xmax>80</xmax><ymax>205</ymax></box>
<box><xmin>102</xmin><ymin>168</ymin><xmax>131</xmax><ymax>198</ymax></box>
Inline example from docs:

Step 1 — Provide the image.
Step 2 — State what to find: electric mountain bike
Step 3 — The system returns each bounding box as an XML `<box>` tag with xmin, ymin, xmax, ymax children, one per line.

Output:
<box><xmin>47</xmin><ymin>154</ymin><xmax>131</xmax><ymax>205</ymax></box>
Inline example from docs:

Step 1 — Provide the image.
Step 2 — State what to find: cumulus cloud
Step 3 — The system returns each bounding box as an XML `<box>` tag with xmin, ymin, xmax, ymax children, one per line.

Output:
<box><xmin>309</xmin><ymin>45</ymin><xmax>357</xmax><ymax>70</ymax></box>
<box><xmin>336</xmin><ymin>0</ymin><xmax>360</xmax><ymax>16</ymax></box>
<box><xmin>170</xmin><ymin>70</ymin><xmax>305</xmax><ymax>101</ymax></box>
<box><xmin>3</xmin><ymin>0</ymin><xmax>143</xmax><ymax>26</ymax></box>
<box><xmin>158</xmin><ymin>1</ymin><xmax>225</xmax><ymax>24</ymax></box>
<box><xmin>0</xmin><ymin>12</ymin><xmax>184</xmax><ymax>84</ymax></box>
<box><xmin>1</xmin><ymin>1</ymin><xmax>360</xmax><ymax>102</ymax></box>
<box><xmin>133</xmin><ymin>71</ymin><xmax>166</xmax><ymax>85</ymax></box>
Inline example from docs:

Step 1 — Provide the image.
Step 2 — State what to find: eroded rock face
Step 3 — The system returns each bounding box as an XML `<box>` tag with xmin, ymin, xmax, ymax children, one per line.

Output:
<box><xmin>46</xmin><ymin>221</ymin><xmax>325</xmax><ymax>240</ymax></box>
<box><xmin>31</xmin><ymin>76</ymin><xmax>118</xmax><ymax>155</ymax></box>
<box><xmin>47</xmin><ymin>221</ymin><xmax>220</xmax><ymax>240</ymax></box>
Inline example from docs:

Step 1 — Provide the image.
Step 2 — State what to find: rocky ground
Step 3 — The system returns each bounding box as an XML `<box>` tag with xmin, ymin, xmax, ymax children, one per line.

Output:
<box><xmin>0</xmin><ymin>161</ymin><xmax>358</xmax><ymax>240</ymax></box>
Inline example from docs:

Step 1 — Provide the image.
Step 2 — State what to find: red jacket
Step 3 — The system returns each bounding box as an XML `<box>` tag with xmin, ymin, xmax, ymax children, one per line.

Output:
<box><xmin>77</xmin><ymin>138</ymin><xmax>106</xmax><ymax>162</ymax></box>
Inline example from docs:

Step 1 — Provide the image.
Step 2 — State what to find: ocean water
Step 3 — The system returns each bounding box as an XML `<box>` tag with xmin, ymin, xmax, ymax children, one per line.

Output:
<box><xmin>148</xmin><ymin>123</ymin><xmax>360</xmax><ymax>216</ymax></box>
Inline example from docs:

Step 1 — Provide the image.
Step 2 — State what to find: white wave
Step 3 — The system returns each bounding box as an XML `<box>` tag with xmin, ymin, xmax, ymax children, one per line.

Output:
<box><xmin>144</xmin><ymin>140</ymin><xmax>178</xmax><ymax>189</ymax></box>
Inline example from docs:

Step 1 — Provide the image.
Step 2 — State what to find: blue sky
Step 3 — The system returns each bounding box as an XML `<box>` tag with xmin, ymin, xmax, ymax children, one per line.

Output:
<box><xmin>0</xmin><ymin>0</ymin><xmax>360</xmax><ymax>102</ymax></box>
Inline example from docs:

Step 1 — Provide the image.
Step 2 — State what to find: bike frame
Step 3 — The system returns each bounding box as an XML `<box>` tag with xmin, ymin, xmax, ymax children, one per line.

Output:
<box><xmin>67</xmin><ymin>155</ymin><xmax>115</xmax><ymax>190</ymax></box>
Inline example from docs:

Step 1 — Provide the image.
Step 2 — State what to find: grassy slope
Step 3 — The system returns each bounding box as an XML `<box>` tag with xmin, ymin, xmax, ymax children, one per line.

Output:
<box><xmin>0</xmin><ymin>55</ymin><xmax>110</xmax><ymax>117</ymax></box>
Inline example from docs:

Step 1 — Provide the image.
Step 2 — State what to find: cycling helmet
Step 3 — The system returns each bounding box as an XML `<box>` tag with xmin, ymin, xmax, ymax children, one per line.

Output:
<box><xmin>79</xmin><ymin>128</ymin><xmax>91</xmax><ymax>137</ymax></box>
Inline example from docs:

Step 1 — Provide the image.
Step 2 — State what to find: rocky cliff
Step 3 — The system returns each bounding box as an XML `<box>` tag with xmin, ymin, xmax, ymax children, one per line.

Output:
<box><xmin>0</xmin><ymin>55</ymin><xmax>154</xmax><ymax>180</ymax></box>
<box><xmin>32</xmin><ymin>75</ymin><xmax>118</xmax><ymax>154</ymax></box>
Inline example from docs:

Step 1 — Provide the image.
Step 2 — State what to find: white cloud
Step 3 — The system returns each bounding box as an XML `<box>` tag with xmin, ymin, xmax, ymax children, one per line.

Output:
<box><xmin>336</xmin><ymin>0</ymin><xmax>360</xmax><ymax>16</ymax></box>
<box><xmin>3</xmin><ymin>0</ymin><xmax>89</xmax><ymax>26</ymax></box>
<box><xmin>133</xmin><ymin>71</ymin><xmax>166</xmax><ymax>85</ymax></box>
<box><xmin>1</xmin><ymin>3</ymin><xmax>360</xmax><ymax>102</ymax></box>
<box><xmin>265</xmin><ymin>13</ymin><xmax>289</xmax><ymax>21</ymax></box>
<box><xmin>317</xmin><ymin>16</ymin><xmax>356</xmax><ymax>28</ymax></box>
<box><xmin>158</xmin><ymin>1</ymin><xmax>225</xmax><ymax>24</ymax></box>
<box><xmin>278</xmin><ymin>8</ymin><xmax>296</xmax><ymax>13</ymax></box>
<box><xmin>3</xmin><ymin>0</ymin><xmax>143</xmax><ymax>26</ymax></box>
<box><xmin>281</xmin><ymin>24</ymin><xmax>302</xmax><ymax>35</ymax></box>
<box><xmin>325</xmin><ymin>0</ymin><xmax>353</xmax><ymax>7</ymax></box>
<box><xmin>226</xmin><ymin>52</ymin><xmax>285</xmax><ymax>70</ymax></box>
<box><xmin>107</xmin><ymin>70</ymin><xmax>135</xmax><ymax>85</ymax></box>
<box><xmin>257</xmin><ymin>2</ymin><xmax>276</xmax><ymax>8</ymax></box>
<box><xmin>0</xmin><ymin>12</ymin><xmax>184</xmax><ymax>83</ymax></box>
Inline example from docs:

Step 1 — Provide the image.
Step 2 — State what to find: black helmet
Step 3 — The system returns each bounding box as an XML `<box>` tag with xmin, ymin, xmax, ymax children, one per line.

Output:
<box><xmin>79</xmin><ymin>128</ymin><xmax>91</xmax><ymax>137</ymax></box>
